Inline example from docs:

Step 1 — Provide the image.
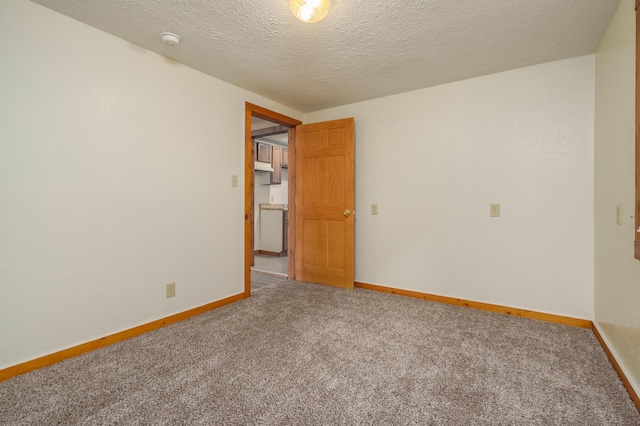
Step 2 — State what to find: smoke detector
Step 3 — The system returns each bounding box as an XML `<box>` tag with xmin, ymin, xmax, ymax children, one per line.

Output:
<box><xmin>161</xmin><ymin>32</ymin><xmax>181</xmax><ymax>47</ymax></box>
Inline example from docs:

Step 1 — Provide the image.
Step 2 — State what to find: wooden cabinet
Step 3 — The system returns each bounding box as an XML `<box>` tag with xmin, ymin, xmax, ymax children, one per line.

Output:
<box><xmin>256</xmin><ymin>142</ymin><xmax>272</xmax><ymax>163</ymax></box>
<box><xmin>255</xmin><ymin>141</ymin><xmax>286</xmax><ymax>184</ymax></box>
<box><xmin>271</xmin><ymin>146</ymin><xmax>283</xmax><ymax>184</ymax></box>
<box><xmin>283</xmin><ymin>210</ymin><xmax>288</xmax><ymax>254</ymax></box>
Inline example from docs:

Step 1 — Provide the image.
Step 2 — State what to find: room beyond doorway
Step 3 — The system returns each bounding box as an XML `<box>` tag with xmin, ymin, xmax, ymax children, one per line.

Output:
<box><xmin>252</xmin><ymin>254</ymin><xmax>288</xmax><ymax>276</ymax></box>
<box><xmin>251</xmin><ymin>255</ymin><xmax>287</xmax><ymax>292</ymax></box>
<box><xmin>251</xmin><ymin>116</ymin><xmax>288</xmax><ymax>286</ymax></box>
<box><xmin>244</xmin><ymin>103</ymin><xmax>302</xmax><ymax>297</ymax></box>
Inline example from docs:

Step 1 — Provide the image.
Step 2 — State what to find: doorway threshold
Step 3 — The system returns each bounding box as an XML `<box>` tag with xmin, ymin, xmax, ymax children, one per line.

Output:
<box><xmin>250</xmin><ymin>268</ymin><xmax>287</xmax><ymax>278</ymax></box>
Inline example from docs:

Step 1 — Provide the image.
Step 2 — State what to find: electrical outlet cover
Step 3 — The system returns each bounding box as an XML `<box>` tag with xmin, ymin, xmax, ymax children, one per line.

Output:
<box><xmin>166</xmin><ymin>282</ymin><xmax>176</xmax><ymax>298</ymax></box>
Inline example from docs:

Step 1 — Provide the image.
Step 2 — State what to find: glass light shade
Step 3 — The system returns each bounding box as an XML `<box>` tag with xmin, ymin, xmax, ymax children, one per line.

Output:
<box><xmin>290</xmin><ymin>0</ymin><xmax>331</xmax><ymax>23</ymax></box>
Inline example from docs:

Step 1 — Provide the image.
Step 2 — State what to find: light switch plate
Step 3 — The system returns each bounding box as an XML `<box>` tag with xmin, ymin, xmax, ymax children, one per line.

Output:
<box><xmin>231</xmin><ymin>175</ymin><xmax>238</xmax><ymax>187</ymax></box>
<box><xmin>371</xmin><ymin>204</ymin><xmax>379</xmax><ymax>215</ymax></box>
<box><xmin>490</xmin><ymin>204</ymin><xmax>500</xmax><ymax>217</ymax></box>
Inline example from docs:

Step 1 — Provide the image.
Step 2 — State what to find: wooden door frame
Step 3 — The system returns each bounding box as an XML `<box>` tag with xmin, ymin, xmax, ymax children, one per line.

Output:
<box><xmin>244</xmin><ymin>103</ymin><xmax>302</xmax><ymax>297</ymax></box>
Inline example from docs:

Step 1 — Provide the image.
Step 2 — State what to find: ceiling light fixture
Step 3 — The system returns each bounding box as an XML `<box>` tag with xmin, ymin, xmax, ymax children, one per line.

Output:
<box><xmin>290</xmin><ymin>0</ymin><xmax>331</xmax><ymax>23</ymax></box>
<box><xmin>161</xmin><ymin>32</ymin><xmax>181</xmax><ymax>47</ymax></box>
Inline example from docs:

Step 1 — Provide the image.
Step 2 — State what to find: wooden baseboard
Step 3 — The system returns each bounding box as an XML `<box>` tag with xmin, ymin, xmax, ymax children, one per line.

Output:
<box><xmin>0</xmin><ymin>292</ymin><xmax>245</xmax><ymax>383</ymax></box>
<box><xmin>593</xmin><ymin>325</ymin><xmax>640</xmax><ymax>412</ymax></box>
<box><xmin>354</xmin><ymin>282</ymin><xmax>593</xmax><ymax>329</ymax></box>
<box><xmin>254</xmin><ymin>250</ymin><xmax>284</xmax><ymax>257</ymax></box>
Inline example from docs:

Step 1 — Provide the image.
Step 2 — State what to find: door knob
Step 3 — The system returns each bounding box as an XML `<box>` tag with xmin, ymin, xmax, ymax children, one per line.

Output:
<box><xmin>344</xmin><ymin>209</ymin><xmax>351</xmax><ymax>217</ymax></box>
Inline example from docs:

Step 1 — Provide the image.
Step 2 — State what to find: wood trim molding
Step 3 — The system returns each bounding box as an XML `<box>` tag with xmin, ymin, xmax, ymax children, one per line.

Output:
<box><xmin>354</xmin><ymin>282</ymin><xmax>593</xmax><ymax>329</ymax></box>
<box><xmin>254</xmin><ymin>249</ymin><xmax>284</xmax><ymax>257</ymax></box>
<box><xmin>0</xmin><ymin>292</ymin><xmax>245</xmax><ymax>383</ymax></box>
<box><xmin>245</xmin><ymin>106</ymin><xmax>255</xmax><ymax>298</ymax></box>
<box><xmin>593</xmin><ymin>325</ymin><xmax>640</xmax><ymax>411</ymax></box>
<box><xmin>246</xmin><ymin>103</ymin><xmax>302</xmax><ymax>127</ymax></box>
<box><xmin>287</xmin><ymin>126</ymin><xmax>297</xmax><ymax>279</ymax></box>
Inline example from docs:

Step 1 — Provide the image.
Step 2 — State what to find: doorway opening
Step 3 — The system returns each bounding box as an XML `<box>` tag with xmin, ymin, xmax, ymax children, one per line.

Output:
<box><xmin>244</xmin><ymin>103</ymin><xmax>301</xmax><ymax>297</ymax></box>
<box><xmin>252</xmin><ymin>116</ymin><xmax>288</xmax><ymax>288</ymax></box>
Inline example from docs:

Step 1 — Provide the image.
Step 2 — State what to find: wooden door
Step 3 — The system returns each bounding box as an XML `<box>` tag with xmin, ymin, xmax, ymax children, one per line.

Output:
<box><xmin>294</xmin><ymin>118</ymin><xmax>355</xmax><ymax>289</ymax></box>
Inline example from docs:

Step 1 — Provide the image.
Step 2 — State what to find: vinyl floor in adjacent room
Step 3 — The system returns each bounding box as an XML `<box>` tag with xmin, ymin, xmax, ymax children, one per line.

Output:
<box><xmin>250</xmin><ymin>271</ymin><xmax>286</xmax><ymax>291</ymax></box>
<box><xmin>251</xmin><ymin>254</ymin><xmax>288</xmax><ymax>292</ymax></box>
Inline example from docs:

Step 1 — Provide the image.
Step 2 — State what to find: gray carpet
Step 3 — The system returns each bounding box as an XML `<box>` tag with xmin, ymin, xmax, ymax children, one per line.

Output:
<box><xmin>1</xmin><ymin>280</ymin><xmax>638</xmax><ymax>425</ymax></box>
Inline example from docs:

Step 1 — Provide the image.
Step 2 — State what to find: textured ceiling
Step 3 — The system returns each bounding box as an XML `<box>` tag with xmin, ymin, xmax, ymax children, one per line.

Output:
<box><xmin>30</xmin><ymin>0</ymin><xmax>620</xmax><ymax>113</ymax></box>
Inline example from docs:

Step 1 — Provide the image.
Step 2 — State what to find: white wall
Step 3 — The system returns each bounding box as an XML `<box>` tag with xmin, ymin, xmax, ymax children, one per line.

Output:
<box><xmin>0</xmin><ymin>0</ymin><xmax>301</xmax><ymax>369</ymax></box>
<box><xmin>254</xmin><ymin>156</ymin><xmax>288</xmax><ymax>252</ymax></box>
<box><xmin>269</xmin><ymin>168</ymin><xmax>289</xmax><ymax>205</ymax></box>
<box><xmin>594</xmin><ymin>0</ymin><xmax>640</xmax><ymax>396</ymax></box>
<box><xmin>305</xmin><ymin>56</ymin><xmax>595</xmax><ymax>320</ymax></box>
